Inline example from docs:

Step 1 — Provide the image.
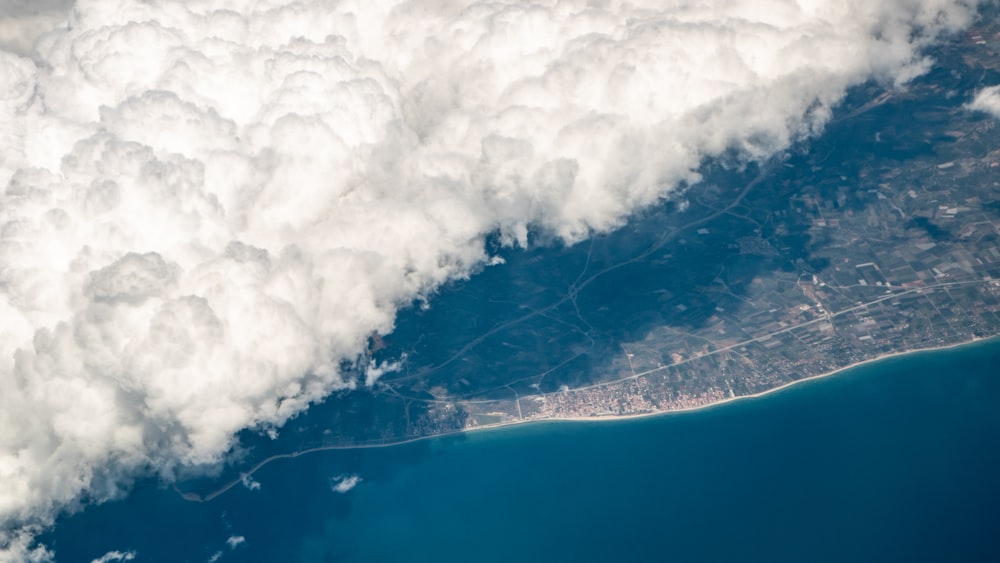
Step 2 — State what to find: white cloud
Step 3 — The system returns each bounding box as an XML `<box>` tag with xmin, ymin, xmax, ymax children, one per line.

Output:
<box><xmin>0</xmin><ymin>529</ymin><xmax>52</xmax><ymax>563</ymax></box>
<box><xmin>0</xmin><ymin>0</ymin><xmax>72</xmax><ymax>57</ymax></box>
<box><xmin>969</xmin><ymin>85</ymin><xmax>1000</xmax><ymax>119</ymax></box>
<box><xmin>365</xmin><ymin>359</ymin><xmax>402</xmax><ymax>387</ymax></box>
<box><xmin>331</xmin><ymin>474</ymin><xmax>362</xmax><ymax>494</ymax></box>
<box><xmin>90</xmin><ymin>550</ymin><xmax>136</xmax><ymax>563</ymax></box>
<box><xmin>0</xmin><ymin>0</ymin><xmax>986</xmax><ymax>558</ymax></box>
<box><xmin>240</xmin><ymin>475</ymin><xmax>261</xmax><ymax>491</ymax></box>
<box><xmin>225</xmin><ymin>536</ymin><xmax>245</xmax><ymax>549</ymax></box>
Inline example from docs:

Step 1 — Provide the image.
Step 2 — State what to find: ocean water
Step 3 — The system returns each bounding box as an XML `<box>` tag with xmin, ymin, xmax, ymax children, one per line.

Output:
<box><xmin>42</xmin><ymin>339</ymin><xmax>1000</xmax><ymax>562</ymax></box>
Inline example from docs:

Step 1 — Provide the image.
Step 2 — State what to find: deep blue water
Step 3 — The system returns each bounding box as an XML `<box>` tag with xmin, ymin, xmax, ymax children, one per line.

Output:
<box><xmin>42</xmin><ymin>338</ymin><xmax>1000</xmax><ymax>562</ymax></box>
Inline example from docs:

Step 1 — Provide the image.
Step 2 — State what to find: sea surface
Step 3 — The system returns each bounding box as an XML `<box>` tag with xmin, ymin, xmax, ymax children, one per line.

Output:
<box><xmin>42</xmin><ymin>338</ymin><xmax>1000</xmax><ymax>562</ymax></box>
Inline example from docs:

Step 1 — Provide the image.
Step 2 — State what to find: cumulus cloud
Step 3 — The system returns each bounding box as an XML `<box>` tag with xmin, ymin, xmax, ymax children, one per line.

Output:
<box><xmin>969</xmin><ymin>85</ymin><xmax>1000</xmax><ymax>118</ymax></box>
<box><xmin>225</xmin><ymin>536</ymin><xmax>245</xmax><ymax>549</ymax></box>
<box><xmin>331</xmin><ymin>474</ymin><xmax>362</xmax><ymax>494</ymax></box>
<box><xmin>0</xmin><ymin>0</ymin><xmax>986</xmax><ymax>558</ymax></box>
<box><xmin>0</xmin><ymin>0</ymin><xmax>72</xmax><ymax>57</ymax></box>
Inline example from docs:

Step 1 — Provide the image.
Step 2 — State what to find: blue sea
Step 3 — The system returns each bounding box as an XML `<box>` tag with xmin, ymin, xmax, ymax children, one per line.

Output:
<box><xmin>42</xmin><ymin>339</ymin><xmax>1000</xmax><ymax>562</ymax></box>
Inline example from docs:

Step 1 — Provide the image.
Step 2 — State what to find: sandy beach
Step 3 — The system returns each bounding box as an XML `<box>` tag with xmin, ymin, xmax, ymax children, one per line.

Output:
<box><xmin>542</xmin><ymin>335</ymin><xmax>995</xmax><ymax>424</ymax></box>
<box><xmin>180</xmin><ymin>335</ymin><xmax>997</xmax><ymax>503</ymax></box>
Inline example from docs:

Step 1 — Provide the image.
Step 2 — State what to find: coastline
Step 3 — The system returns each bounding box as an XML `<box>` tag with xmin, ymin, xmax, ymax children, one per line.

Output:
<box><xmin>538</xmin><ymin>335</ymin><xmax>997</xmax><ymax>424</ymax></box>
<box><xmin>180</xmin><ymin>335</ymin><xmax>998</xmax><ymax>502</ymax></box>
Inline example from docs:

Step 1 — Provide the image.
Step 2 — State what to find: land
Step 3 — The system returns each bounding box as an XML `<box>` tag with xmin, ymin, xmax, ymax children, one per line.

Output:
<box><xmin>180</xmin><ymin>336</ymin><xmax>996</xmax><ymax>503</ymax></box>
<box><xmin>179</xmin><ymin>16</ymin><xmax>1000</xmax><ymax>494</ymax></box>
<box><xmin>363</xmin><ymin>21</ymin><xmax>1000</xmax><ymax>436</ymax></box>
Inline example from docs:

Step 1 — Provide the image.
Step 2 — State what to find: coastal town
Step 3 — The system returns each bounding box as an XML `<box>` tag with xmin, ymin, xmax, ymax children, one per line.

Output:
<box><xmin>225</xmin><ymin>19</ymin><xmax>1000</xmax><ymax>454</ymax></box>
<box><xmin>392</xmin><ymin>22</ymin><xmax>1000</xmax><ymax>435</ymax></box>
<box><xmin>163</xmin><ymin>17</ymin><xmax>1000</xmax><ymax>513</ymax></box>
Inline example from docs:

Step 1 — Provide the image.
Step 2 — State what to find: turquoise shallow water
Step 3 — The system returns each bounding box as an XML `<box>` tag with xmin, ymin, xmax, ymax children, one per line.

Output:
<box><xmin>43</xmin><ymin>339</ymin><xmax>1000</xmax><ymax>562</ymax></box>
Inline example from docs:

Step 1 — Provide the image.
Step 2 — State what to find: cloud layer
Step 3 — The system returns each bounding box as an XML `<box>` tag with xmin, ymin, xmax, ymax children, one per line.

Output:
<box><xmin>0</xmin><ymin>0</ymin><xmax>985</xmax><ymax>558</ymax></box>
<box><xmin>0</xmin><ymin>0</ymin><xmax>72</xmax><ymax>56</ymax></box>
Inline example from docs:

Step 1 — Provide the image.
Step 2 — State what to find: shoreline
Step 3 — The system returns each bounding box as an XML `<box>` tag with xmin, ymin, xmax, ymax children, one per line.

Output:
<box><xmin>180</xmin><ymin>335</ymin><xmax>998</xmax><ymax>502</ymax></box>
<box><xmin>535</xmin><ymin>334</ymin><xmax>997</xmax><ymax>425</ymax></box>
